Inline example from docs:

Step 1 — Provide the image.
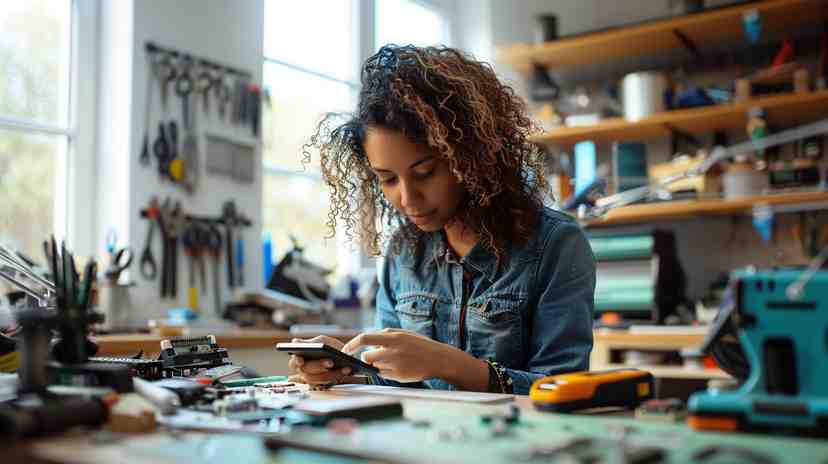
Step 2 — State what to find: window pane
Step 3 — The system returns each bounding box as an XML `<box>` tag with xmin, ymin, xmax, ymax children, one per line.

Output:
<box><xmin>263</xmin><ymin>0</ymin><xmax>356</xmax><ymax>82</ymax></box>
<box><xmin>375</xmin><ymin>0</ymin><xmax>449</xmax><ymax>50</ymax></box>
<box><xmin>262</xmin><ymin>62</ymin><xmax>353</xmax><ymax>172</ymax></box>
<box><xmin>263</xmin><ymin>174</ymin><xmax>338</xmax><ymax>276</ymax></box>
<box><xmin>0</xmin><ymin>0</ymin><xmax>72</xmax><ymax>127</ymax></box>
<box><xmin>0</xmin><ymin>128</ymin><xmax>62</xmax><ymax>261</ymax></box>
<box><xmin>262</xmin><ymin>61</ymin><xmax>354</xmax><ymax>273</ymax></box>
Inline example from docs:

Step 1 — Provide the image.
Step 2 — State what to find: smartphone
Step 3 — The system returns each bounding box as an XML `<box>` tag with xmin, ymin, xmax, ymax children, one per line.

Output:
<box><xmin>275</xmin><ymin>342</ymin><xmax>379</xmax><ymax>375</ymax></box>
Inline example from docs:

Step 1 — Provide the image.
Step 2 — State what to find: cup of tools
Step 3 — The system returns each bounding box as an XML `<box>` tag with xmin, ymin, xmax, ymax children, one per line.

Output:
<box><xmin>98</xmin><ymin>281</ymin><xmax>136</xmax><ymax>333</ymax></box>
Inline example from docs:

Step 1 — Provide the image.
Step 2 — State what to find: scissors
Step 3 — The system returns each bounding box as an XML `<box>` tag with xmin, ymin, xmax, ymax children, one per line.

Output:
<box><xmin>105</xmin><ymin>247</ymin><xmax>134</xmax><ymax>282</ymax></box>
<box><xmin>104</xmin><ymin>230</ymin><xmax>134</xmax><ymax>281</ymax></box>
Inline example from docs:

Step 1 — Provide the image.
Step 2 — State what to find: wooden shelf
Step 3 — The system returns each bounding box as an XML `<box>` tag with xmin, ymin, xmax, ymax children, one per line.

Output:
<box><xmin>531</xmin><ymin>90</ymin><xmax>828</xmax><ymax>148</ymax></box>
<box><xmin>601</xmin><ymin>363</ymin><xmax>731</xmax><ymax>380</ymax></box>
<box><xmin>594</xmin><ymin>328</ymin><xmax>707</xmax><ymax>349</ymax></box>
<box><xmin>585</xmin><ymin>190</ymin><xmax>828</xmax><ymax>227</ymax></box>
<box><xmin>497</xmin><ymin>0</ymin><xmax>828</xmax><ymax>74</ymax></box>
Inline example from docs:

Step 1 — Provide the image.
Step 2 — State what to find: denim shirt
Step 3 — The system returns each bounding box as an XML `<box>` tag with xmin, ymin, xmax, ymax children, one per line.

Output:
<box><xmin>372</xmin><ymin>207</ymin><xmax>596</xmax><ymax>395</ymax></box>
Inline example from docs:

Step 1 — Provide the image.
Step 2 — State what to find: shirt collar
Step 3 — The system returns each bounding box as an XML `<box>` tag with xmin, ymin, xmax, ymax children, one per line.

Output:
<box><xmin>430</xmin><ymin>232</ymin><xmax>499</xmax><ymax>282</ymax></box>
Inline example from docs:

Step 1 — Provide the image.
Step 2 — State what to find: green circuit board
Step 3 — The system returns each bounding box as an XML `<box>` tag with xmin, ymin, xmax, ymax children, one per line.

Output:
<box><xmin>123</xmin><ymin>399</ymin><xmax>828</xmax><ymax>464</ymax></box>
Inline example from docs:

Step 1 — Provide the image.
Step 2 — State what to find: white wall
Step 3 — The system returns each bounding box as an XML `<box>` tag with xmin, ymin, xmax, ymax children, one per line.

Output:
<box><xmin>97</xmin><ymin>0</ymin><xmax>264</xmax><ymax>323</ymax></box>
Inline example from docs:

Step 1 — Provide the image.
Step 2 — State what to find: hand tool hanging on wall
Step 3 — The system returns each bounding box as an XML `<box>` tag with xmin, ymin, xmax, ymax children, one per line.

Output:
<box><xmin>145</xmin><ymin>41</ymin><xmax>254</xmax><ymax>139</ymax></box>
<box><xmin>159</xmin><ymin>199</ymin><xmax>182</xmax><ymax>299</ymax></box>
<box><xmin>182</xmin><ymin>223</ymin><xmax>200</xmax><ymax>313</ymax></box>
<box><xmin>196</xmin><ymin>63</ymin><xmax>213</xmax><ymax>119</ymax></box>
<box><xmin>140</xmin><ymin>197</ymin><xmax>160</xmax><ymax>280</ymax></box>
<box><xmin>221</xmin><ymin>201</ymin><xmax>237</xmax><ymax>289</ymax></box>
<box><xmin>248</xmin><ymin>84</ymin><xmax>262</xmax><ymax>137</ymax></box>
<box><xmin>139</xmin><ymin>198</ymin><xmax>252</xmax><ymax>303</ymax></box>
<box><xmin>236</xmin><ymin>234</ymin><xmax>245</xmax><ymax>287</ymax></box>
<box><xmin>169</xmin><ymin>58</ymin><xmax>193</xmax><ymax>186</ymax></box>
<box><xmin>232</xmin><ymin>75</ymin><xmax>245</xmax><ymax>125</ymax></box>
<box><xmin>206</xmin><ymin>225</ymin><xmax>223</xmax><ymax>316</ymax></box>
<box><xmin>140</xmin><ymin>52</ymin><xmax>156</xmax><ymax>167</ymax></box>
<box><xmin>153</xmin><ymin>122</ymin><xmax>171</xmax><ymax>179</ymax></box>
<box><xmin>155</xmin><ymin>52</ymin><xmax>177</xmax><ymax>115</ymax></box>
<box><xmin>168</xmin><ymin>120</ymin><xmax>179</xmax><ymax>177</ymax></box>
<box><xmin>216</xmin><ymin>71</ymin><xmax>232</xmax><ymax>122</ymax></box>
<box><xmin>183</xmin><ymin>68</ymin><xmax>200</xmax><ymax>194</ymax></box>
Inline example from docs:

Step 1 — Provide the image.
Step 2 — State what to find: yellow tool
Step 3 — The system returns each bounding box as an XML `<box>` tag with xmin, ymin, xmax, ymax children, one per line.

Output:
<box><xmin>530</xmin><ymin>368</ymin><xmax>654</xmax><ymax>413</ymax></box>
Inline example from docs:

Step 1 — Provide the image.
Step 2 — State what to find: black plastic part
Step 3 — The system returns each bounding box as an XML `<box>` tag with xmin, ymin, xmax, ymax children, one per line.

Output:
<box><xmin>276</xmin><ymin>343</ymin><xmax>379</xmax><ymax>375</ymax></box>
<box><xmin>763</xmin><ymin>338</ymin><xmax>798</xmax><ymax>396</ymax></box>
<box><xmin>49</xmin><ymin>361</ymin><xmax>134</xmax><ymax>393</ymax></box>
<box><xmin>0</xmin><ymin>396</ymin><xmax>108</xmax><ymax>440</ymax></box>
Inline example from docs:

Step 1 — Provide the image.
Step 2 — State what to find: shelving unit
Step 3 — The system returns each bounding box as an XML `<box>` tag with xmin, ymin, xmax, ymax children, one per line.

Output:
<box><xmin>585</xmin><ymin>190</ymin><xmax>828</xmax><ymax>227</ymax></box>
<box><xmin>494</xmin><ymin>1</ymin><xmax>828</xmax><ymax>228</ymax></box>
<box><xmin>497</xmin><ymin>0</ymin><xmax>828</xmax><ymax>74</ymax></box>
<box><xmin>602</xmin><ymin>364</ymin><xmax>730</xmax><ymax>380</ymax></box>
<box><xmin>592</xmin><ymin>328</ymin><xmax>731</xmax><ymax>381</ymax></box>
<box><xmin>531</xmin><ymin>90</ymin><xmax>828</xmax><ymax>149</ymax></box>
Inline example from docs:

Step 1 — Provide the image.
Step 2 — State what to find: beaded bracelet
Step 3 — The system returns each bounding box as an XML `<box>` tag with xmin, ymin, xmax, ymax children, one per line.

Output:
<box><xmin>486</xmin><ymin>360</ymin><xmax>513</xmax><ymax>394</ymax></box>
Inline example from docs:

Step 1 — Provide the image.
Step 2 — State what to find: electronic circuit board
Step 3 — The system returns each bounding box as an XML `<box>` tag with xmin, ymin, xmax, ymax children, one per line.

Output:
<box><xmin>123</xmin><ymin>396</ymin><xmax>828</xmax><ymax>464</ymax></box>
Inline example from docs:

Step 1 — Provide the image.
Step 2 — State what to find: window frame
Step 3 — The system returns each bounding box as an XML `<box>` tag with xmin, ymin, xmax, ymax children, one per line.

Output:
<box><xmin>260</xmin><ymin>0</ymin><xmax>451</xmax><ymax>273</ymax></box>
<box><xmin>0</xmin><ymin>0</ymin><xmax>98</xmax><ymax>256</ymax></box>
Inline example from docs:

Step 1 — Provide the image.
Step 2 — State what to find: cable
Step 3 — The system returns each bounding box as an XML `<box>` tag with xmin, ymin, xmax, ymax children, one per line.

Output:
<box><xmin>786</xmin><ymin>241</ymin><xmax>828</xmax><ymax>300</ymax></box>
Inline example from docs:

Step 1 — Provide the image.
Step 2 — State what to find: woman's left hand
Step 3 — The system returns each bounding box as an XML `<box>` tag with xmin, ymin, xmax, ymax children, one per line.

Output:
<box><xmin>342</xmin><ymin>328</ymin><xmax>452</xmax><ymax>383</ymax></box>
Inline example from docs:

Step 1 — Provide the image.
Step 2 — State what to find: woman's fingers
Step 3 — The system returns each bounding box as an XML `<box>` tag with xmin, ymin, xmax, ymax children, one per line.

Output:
<box><xmin>342</xmin><ymin>332</ymin><xmax>392</xmax><ymax>355</ymax></box>
<box><xmin>360</xmin><ymin>347</ymin><xmax>390</xmax><ymax>365</ymax></box>
<box><xmin>298</xmin><ymin>358</ymin><xmax>336</xmax><ymax>374</ymax></box>
<box><xmin>288</xmin><ymin>355</ymin><xmax>305</xmax><ymax>371</ymax></box>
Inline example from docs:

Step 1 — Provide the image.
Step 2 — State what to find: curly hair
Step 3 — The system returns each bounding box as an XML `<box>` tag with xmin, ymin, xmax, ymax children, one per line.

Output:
<box><xmin>304</xmin><ymin>44</ymin><xmax>548</xmax><ymax>262</ymax></box>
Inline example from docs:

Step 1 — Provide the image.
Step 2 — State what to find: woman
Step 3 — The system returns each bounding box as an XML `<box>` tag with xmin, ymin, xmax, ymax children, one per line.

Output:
<box><xmin>289</xmin><ymin>44</ymin><xmax>595</xmax><ymax>395</ymax></box>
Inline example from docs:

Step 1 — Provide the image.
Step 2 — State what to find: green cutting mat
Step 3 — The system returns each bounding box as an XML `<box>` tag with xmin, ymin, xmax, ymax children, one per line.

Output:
<box><xmin>127</xmin><ymin>399</ymin><xmax>828</xmax><ymax>464</ymax></box>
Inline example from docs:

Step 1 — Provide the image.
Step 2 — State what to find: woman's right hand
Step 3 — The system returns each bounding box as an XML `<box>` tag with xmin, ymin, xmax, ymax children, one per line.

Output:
<box><xmin>287</xmin><ymin>335</ymin><xmax>353</xmax><ymax>385</ymax></box>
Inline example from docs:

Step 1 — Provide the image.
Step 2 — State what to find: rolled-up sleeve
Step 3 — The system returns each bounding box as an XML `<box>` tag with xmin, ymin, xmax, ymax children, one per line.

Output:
<box><xmin>505</xmin><ymin>221</ymin><xmax>596</xmax><ymax>395</ymax></box>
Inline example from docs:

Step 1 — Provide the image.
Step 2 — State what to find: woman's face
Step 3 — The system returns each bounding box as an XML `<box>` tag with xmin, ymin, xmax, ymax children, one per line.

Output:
<box><xmin>364</xmin><ymin>126</ymin><xmax>465</xmax><ymax>232</ymax></box>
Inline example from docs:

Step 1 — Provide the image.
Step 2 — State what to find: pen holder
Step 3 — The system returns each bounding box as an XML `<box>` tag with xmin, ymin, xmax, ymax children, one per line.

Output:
<box><xmin>98</xmin><ymin>282</ymin><xmax>135</xmax><ymax>332</ymax></box>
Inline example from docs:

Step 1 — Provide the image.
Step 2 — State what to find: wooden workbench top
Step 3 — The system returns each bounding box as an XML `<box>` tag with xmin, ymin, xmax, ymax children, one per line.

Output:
<box><xmin>94</xmin><ymin>326</ymin><xmax>709</xmax><ymax>356</ymax></box>
<box><xmin>94</xmin><ymin>329</ymin><xmax>361</xmax><ymax>356</ymax></box>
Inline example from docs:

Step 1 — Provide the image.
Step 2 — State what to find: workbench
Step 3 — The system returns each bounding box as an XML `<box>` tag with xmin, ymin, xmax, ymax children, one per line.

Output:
<box><xmin>23</xmin><ymin>386</ymin><xmax>828</xmax><ymax>464</ymax></box>
<box><xmin>96</xmin><ymin>326</ymin><xmax>728</xmax><ymax>381</ymax></box>
<box><xmin>94</xmin><ymin>329</ymin><xmax>360</xmax><ymax>376</ymax></box>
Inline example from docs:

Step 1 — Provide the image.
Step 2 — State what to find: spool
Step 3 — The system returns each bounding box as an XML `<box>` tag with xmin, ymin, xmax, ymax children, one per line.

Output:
<box><xmin>723</xmin><ymin>162</ymin><xmax>768</xmax><ymax>199</ymax></box>
<box><xmin>621</xmin><ymin>72</ymin><xmax>669</xmax><ymax>122</ymax></box>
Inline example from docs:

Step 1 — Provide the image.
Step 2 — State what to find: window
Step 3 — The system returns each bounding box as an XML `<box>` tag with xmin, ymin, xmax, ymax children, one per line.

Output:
<box><xmin>0</xmin><ymin>0</ymin><xmax>73</xmax><ymax>261</ymax></box>
<box><xmin>261</xmin><ymin>0</ymin><xmax>451</xmax><ymax>278</ymax></box>
<box><xmin>375</xmin><ymin>0</ymin><xmax>450</xmax><ymax>49</ymax></box>
<box><xmin>261</xmin><ymin>0</ymin><xmax>359</xmax><ymax>277</ymax></box>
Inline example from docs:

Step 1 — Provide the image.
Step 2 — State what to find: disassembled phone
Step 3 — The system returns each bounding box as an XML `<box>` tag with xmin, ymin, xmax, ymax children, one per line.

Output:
<box><xmin>275</xmin><ymin>342</ymin><xmax>379</xmax><ymax>375</ymax></box>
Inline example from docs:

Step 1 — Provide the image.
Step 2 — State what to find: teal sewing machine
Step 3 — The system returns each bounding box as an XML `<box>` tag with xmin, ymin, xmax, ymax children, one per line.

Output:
<box><xmin>688</xmin><ymin>268</ymin><xmax>828</xmax><ymax>435</ymax></box>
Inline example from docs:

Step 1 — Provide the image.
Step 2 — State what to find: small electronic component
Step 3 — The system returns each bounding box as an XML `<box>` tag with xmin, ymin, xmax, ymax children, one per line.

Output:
<box><xmin>198</xmin><ymin>364</ymin><xmax>243</xmax><ymax>382</ymax></box>
<box><xmin>89</xmin><ymin>357</ymin><xmax>165</xmax><ymax>380</ymax></box>
<box><xmin>159</xmin><ymin>335</ymin><xmax>231</xmax><ymax>376</ymax></box>
<box><xmin>290</xmin><ymin>396</ymin><xmax>403</xmax><ymax>425</ymax></box>
<box><xmin>530</xmin><ymin>368</ymin><xmax>654</xmax><ymax>413</ymax></box>
<box><xmin>635</xmin><ymin>398</ymin><xmax>686</xmax><ymax>423</ymax></box>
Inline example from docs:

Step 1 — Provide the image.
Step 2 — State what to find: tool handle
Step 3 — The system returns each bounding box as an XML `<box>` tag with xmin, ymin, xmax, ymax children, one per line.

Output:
<box><xmin>236</xmin><ymin>238</ymin><xmax>244</xmax><ymax>287</ymax></box>
<box><xmin>133</xmin><ymin>377</ymin><xmax>180</xmax><ymax>415</ymax></box>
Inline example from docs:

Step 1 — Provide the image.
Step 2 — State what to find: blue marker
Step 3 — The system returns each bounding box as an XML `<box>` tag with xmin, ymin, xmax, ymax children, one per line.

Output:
<box><xmin>236</xmin><ymin>238</ymin><xmax>245</xmax><ymax>287</ymax></box>
<box><xmin>743</xmin><ymin>10</ymin><xmax>761</xmax><ymax>44</ymax></box>
<box><xmin>263</xmin><ymin>232</ymin><xmax>273</xmax><ymax>283</ymax></box>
